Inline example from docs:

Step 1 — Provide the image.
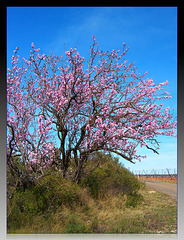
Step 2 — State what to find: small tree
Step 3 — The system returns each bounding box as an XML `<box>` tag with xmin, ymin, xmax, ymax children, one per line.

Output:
<box><xmin>7</xmin><ymin>36</ymin><xmax>177</xmax><ymax>184</ymax></box>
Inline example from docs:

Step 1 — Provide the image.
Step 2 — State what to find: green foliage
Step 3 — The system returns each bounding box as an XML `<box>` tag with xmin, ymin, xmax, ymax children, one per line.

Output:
<box><xmin>126</xmin><ymin>192</ymin><xmax>144</xmax><ymax>208</ymax></box>
<box><xmin>7</xmin><ymin>188</ymin><xmax>44</xmax><ymax>230</ymax></box>
<box><xmin>63</xmin><ymin>215</ymin><xmax>90</xmax><ymax>233</ymax></box>
<box><xmin>81</xmin><ymin>153</ymin><xmax>143</xmax><ymax>207</ymax></box>
<box><xmin>7</xmin><ymin>170</ymin><xmax>177</xmax><ymax>234</ymax></box>
<box><xmin>7</xmin><ymin>153</ymin><xmax>144</xmax><ymax>232</ymax></box>
<box><xmin>7</xmin><ymin>171</ymin><xmax>89</xmax><ymax>231</ymax></box>
<box><xmin>41</xmin><ymin>173</ymin><xmax>81</xmax><ymax>209</ymax></box>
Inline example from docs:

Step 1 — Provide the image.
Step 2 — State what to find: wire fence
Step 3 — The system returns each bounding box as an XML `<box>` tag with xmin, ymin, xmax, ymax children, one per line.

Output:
<box><xmin>131</xmin><ymin>168</ymin><xmax>177</xmax><ymax>180</ymax></box>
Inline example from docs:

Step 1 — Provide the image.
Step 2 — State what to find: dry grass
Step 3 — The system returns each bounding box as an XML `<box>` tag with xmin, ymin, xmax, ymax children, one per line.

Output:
<box><xmin>8</xmin><ymin>183</ymin><xmax>177</xmax><ymax>234</ymax></box>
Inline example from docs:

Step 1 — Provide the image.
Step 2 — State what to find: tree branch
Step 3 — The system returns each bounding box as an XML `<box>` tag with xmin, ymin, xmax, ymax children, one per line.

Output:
<box><xmin>145</xmin><ymin>145</ymin><xmax>159</xmax><ymax>154</ymax></box>
<box><xmin>105</xmin><ymin>148</ymin><xmax>135</xmax><ymax>163</ymax></box>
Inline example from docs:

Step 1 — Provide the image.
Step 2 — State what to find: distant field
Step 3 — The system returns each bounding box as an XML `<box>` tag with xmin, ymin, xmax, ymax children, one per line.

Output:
<box><xmin>137</xmin><ymin>176</ymin><xmax>177</xmax><ymax>184</ymax></box>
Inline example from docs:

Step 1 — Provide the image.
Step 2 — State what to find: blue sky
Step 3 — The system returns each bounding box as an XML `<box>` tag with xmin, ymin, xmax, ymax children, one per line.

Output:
<box><xmin>7</xmin><ymin>6</ymin><xmax>177</xmax><ymax>172</ymax></box>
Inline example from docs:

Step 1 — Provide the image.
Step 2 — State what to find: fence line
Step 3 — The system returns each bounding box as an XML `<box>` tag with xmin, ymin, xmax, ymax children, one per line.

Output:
<box><xmin>131</xmin><ymin>168</ymin><xmax>177</xmax><ymax>180</ymax></box>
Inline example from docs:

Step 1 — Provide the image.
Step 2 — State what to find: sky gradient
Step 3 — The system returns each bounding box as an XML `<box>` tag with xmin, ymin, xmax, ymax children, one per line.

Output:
<box><xmin>7</xmin><ymin>6</ymin><xmax>177</xmax><ymax>172</ymax></box>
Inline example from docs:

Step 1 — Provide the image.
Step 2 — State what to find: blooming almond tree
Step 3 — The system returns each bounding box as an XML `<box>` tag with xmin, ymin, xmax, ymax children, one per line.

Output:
<box><xmin>7</xmin><ymin>36</ymin><xmax>177</xmax><ymax>184</ymax></box>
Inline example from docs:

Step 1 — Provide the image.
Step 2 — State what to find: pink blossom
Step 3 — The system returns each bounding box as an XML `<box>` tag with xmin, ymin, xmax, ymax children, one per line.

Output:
<box><xmin>7</xmin><ymin>37</ymin><xmax>177</xmax><ymax>177</ymax></box>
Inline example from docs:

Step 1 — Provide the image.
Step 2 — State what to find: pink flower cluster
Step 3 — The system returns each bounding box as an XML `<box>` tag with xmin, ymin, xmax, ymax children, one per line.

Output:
<box><xmin>7</xmin><ymin>36</ymin><xmax>177</xmax><ymax>171</ymax></box>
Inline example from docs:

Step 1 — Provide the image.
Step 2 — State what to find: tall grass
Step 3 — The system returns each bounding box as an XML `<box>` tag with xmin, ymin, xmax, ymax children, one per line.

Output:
<box><xmin>7</xmin><ymin>153</ymin><xmax>177</xmax><ymax>233</ymax></box>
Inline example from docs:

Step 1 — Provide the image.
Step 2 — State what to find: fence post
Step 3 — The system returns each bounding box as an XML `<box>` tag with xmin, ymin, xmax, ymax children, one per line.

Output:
<box><xmin>153</xmin><ymin>169</ymin><xmax>157</xmax><ymax>179</ymax></box>
<box><xmin>132</xmin><ymin>168</ymin><xmax>177</xmax><ymax>181</ymax></box>
<box><xmin>166</xmin><ymin>168</ymin><xmax>171</xmax><ymax>179</ymax></box>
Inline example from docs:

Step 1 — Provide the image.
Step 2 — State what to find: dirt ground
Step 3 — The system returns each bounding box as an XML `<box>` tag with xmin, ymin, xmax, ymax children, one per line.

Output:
<box><xmin>141</xmin><ymin>179</ymin><xmax>177</xmax><ymax>199</ymax></box>
<box><xmin>138</xmin><ymin>176</ymin><xmax>177</xmax><ymax>184</ymax></box>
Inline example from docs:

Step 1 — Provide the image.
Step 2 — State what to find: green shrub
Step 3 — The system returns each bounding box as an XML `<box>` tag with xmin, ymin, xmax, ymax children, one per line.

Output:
<box><xmin>125</xmin><ymin>192</ymin><xmax>144</xmax><ymax>208</ymax></box>
<box><xmin>81</xmin><ymin>153</ymin><xmax>143</xmax><ymax>205</ymax></box>
<box><xmin>7</xmin><ymin>154</ymin><xmax>144</xmax><ymax>233</ymax></box>
<box><xmin>81</xmin><ymin>167</ymin><xmax>109</xmax><ymax>199</ymax></box>
<box><xmin>64</xmin><ymin>215</ymin><xmax>90</xmax><ymax>233</ymax></box>
<box><xmin>42</xmin><ymin>176</ymin><xmax>79</xmax><ymax>209</ymax></box>
<box><xmin>7</xmin><ymin>171</ymin><xmax>89</xmax><ymax>231</ymax></box>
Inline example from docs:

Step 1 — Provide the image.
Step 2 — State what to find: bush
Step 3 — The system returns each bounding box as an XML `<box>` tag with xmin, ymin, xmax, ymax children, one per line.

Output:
<box><xmin>81</xmin><ymin>153</ymin><xmax>143</xmax><ymax>207</ymax></box>
<box><xmin>7</xmin><ymin>171</ymin><xmax>90</xmax><ymax>231</ymax></box>
<box><xmin>7</xmin><ymin>154</ymin><xmax>144</xmax><ymax>232</ymax></box>
<box><xmin>125</xmin><ymin>192</ymin><xmax>144</xmax><ymax>208</ymax></box>
<box><xmin>41</xmin><ymin>174</ymin><xmax>80</xmax><ymax>209</ymax></box>
<box><xmin>63</xmin><ymin>214</ymin><xmax>90</xmax><ymax>233</ymax></box>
